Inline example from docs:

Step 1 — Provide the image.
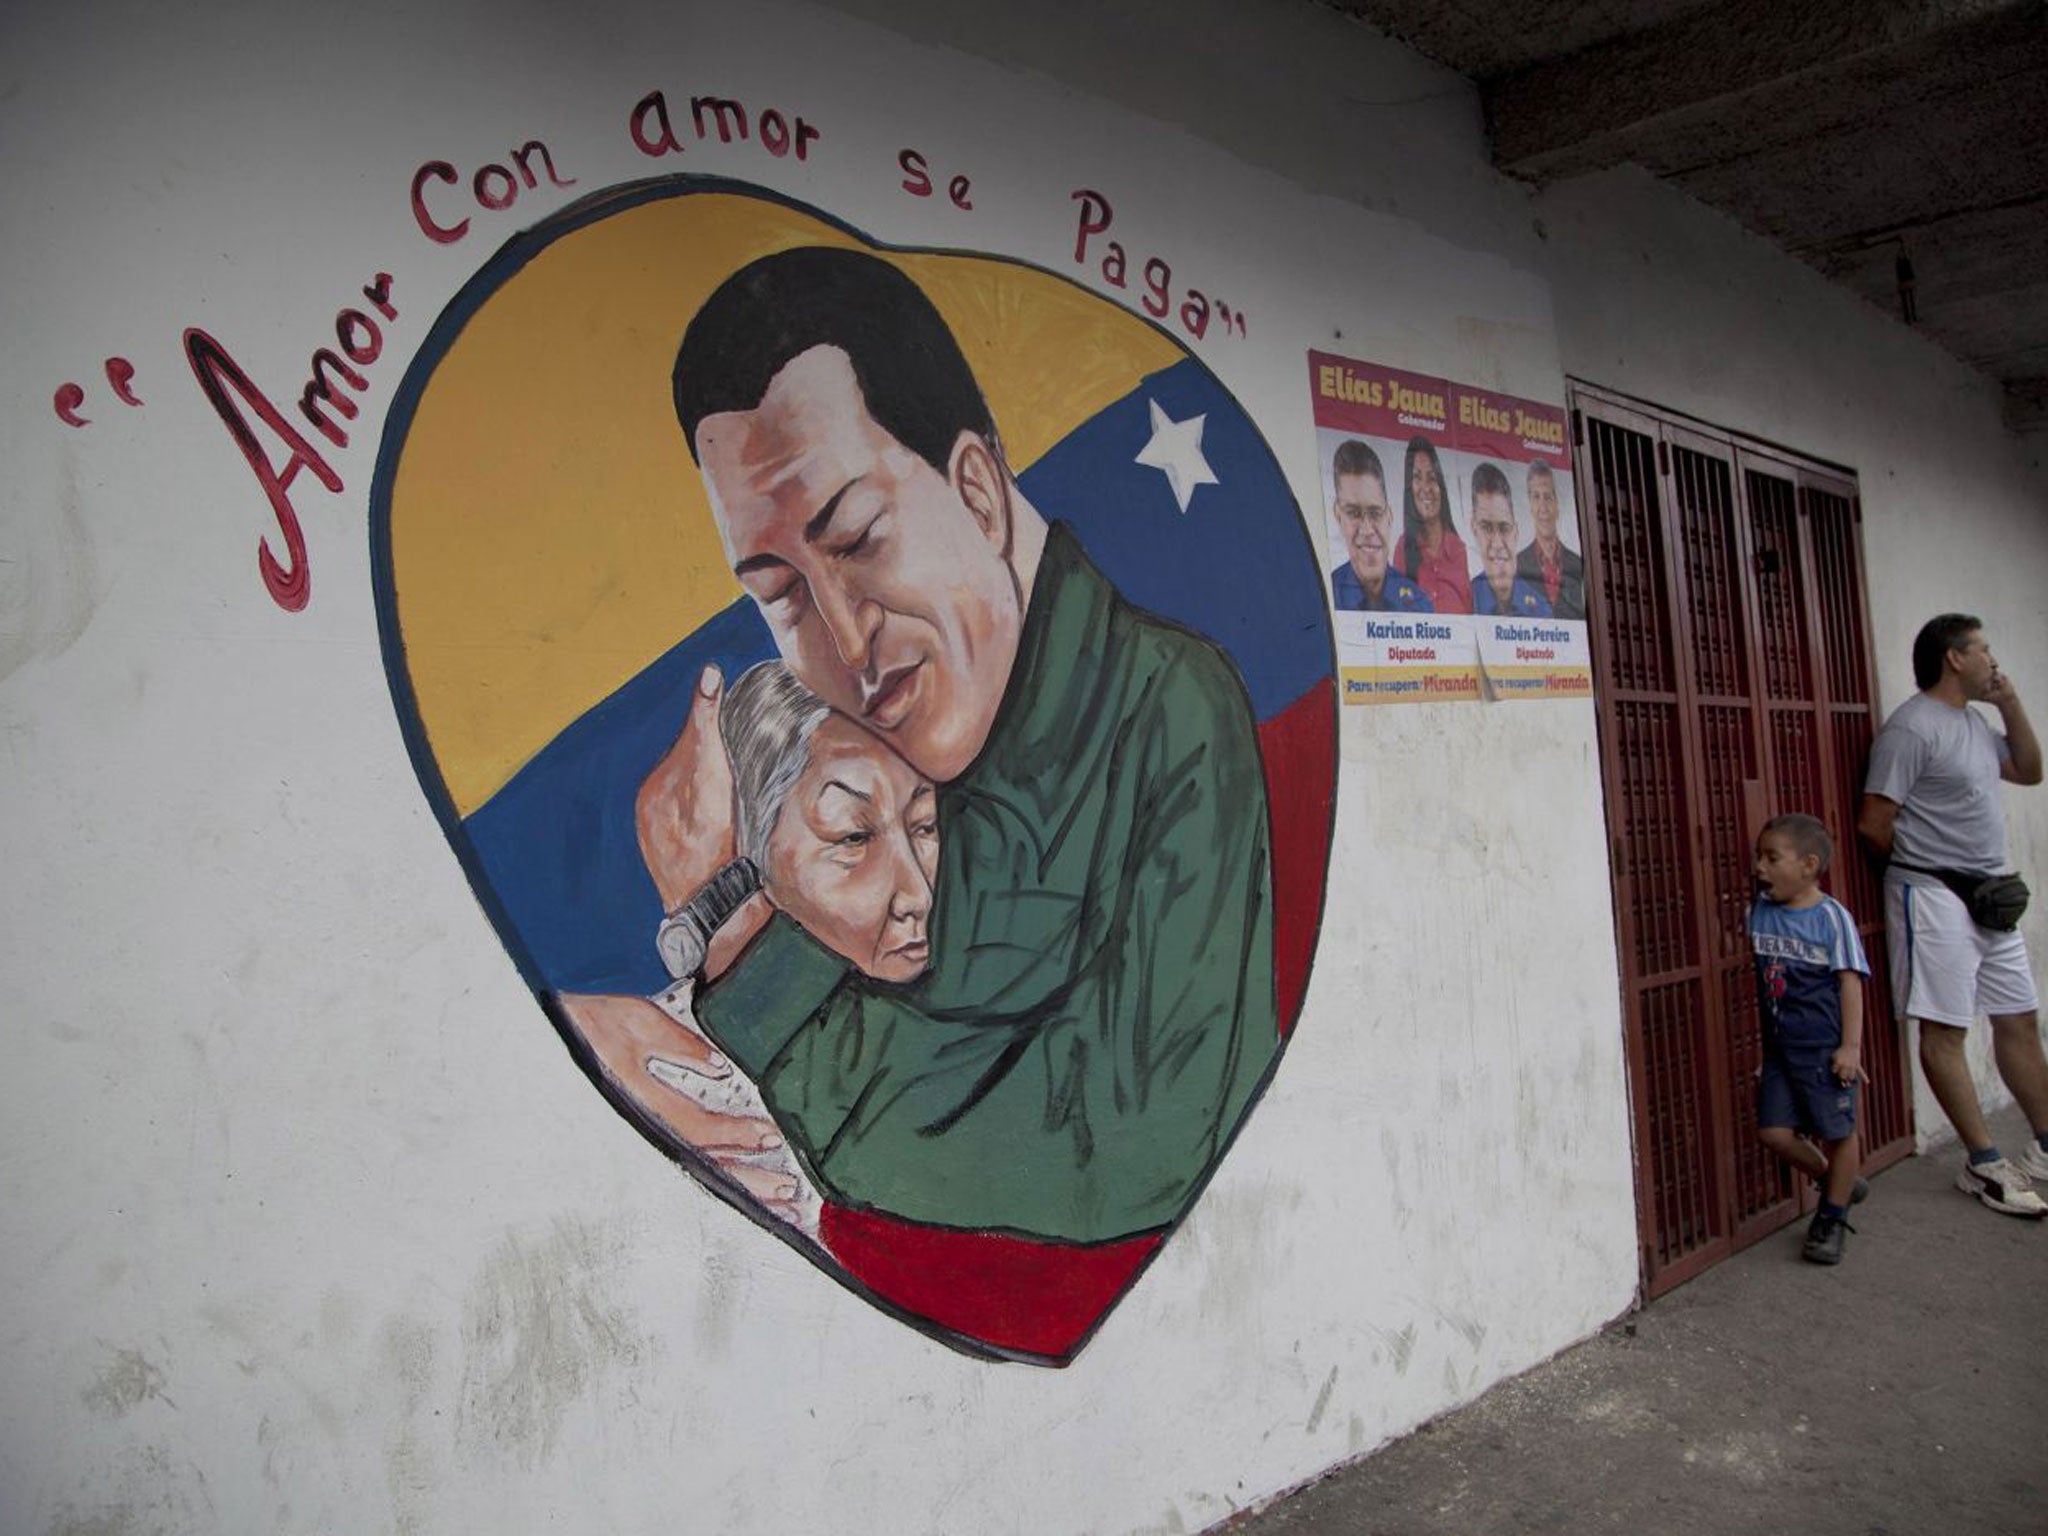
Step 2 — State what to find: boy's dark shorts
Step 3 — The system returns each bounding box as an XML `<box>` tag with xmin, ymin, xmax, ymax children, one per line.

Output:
<box><xmin>1758</xmin><ymin>1049</ymin><xmax>1859</xmax><ymax>1141</ymax></box>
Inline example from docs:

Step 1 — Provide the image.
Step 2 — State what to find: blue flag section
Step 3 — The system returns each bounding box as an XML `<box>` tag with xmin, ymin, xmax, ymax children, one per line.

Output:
<box><xmin>462</xmin><ymin>598</ymin><xmax>778</xmax><ymax>996</ymax></box>
<box><xmin>461</xmin><ymin>357</ymin><xmax>1331</xmax><ymax>996</ymax></box>
<box><xmin>1019</xmin><ymin>359</ymin><xmax>1329</xmax><ymax>720</ymax></box>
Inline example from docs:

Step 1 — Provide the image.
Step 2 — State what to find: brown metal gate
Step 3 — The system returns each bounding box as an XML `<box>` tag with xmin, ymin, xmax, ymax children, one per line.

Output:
<box><xmin>1571</xmin><ymin>385</ymin><xmax>1911</xmax><ymax>1296</ymax></box>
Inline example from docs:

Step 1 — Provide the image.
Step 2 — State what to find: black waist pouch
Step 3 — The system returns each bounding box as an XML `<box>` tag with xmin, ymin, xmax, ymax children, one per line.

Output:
<box><xmin>1895</xmin><ymin>860</ymin><xmax>2031</xmax><ymax>932</ymax></box>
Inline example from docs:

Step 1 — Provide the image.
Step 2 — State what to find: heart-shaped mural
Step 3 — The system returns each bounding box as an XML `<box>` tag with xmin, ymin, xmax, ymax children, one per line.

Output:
<box><xmin>372</xmin><ymin>177</ymin><xmax>1335</xmax><ymax>1363</ymax></box>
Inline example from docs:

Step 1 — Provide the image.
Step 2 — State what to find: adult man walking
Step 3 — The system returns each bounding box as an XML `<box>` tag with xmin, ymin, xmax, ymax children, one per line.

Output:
<box><xmin>1858</xmin><ymin>614</ymin><xmax>2048</xmax><ymax>1216</ymax></box>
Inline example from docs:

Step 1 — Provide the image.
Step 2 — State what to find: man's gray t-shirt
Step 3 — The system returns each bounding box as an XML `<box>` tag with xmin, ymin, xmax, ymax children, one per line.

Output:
<box><xmin>1864</xmin><ymin>692</ymin><xmax>2013</xmax><ymax>875</ymax></box>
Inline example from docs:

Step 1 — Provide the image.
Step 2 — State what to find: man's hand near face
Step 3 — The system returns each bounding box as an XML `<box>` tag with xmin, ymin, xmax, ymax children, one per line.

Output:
<box><xmin>1983</xmin><ymin>669</ymin><xmax>2044</xmax><ymax>785</ymax></box>
<box><xmin>635</xmin><ymin>665</ymin><xmax>770</xmax><ymax>978</ymax></box>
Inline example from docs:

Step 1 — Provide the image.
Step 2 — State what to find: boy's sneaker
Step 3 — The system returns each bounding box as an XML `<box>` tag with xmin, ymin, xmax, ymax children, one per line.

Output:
<box><xmin>1802</xmin><ymin>1212</ymin><xmax>1852</xmax><ymax>1265</ymax></box>
<box><xmin>1955</xmin><ymin>1156</ymin><xmax>2048</xmax><ymax>1218</ymax></box>
<box><xmin>2016</xmin><ymin>1141</ymin><xmax>2048</xmax><ymax>1185</ymax></box>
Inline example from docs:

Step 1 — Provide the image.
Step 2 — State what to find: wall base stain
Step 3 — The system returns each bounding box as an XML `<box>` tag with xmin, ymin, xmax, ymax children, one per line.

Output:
<box><xmin>1305</xmin><ymin>1364</ymin><xmax>1339</xmax><ymax>1434</ymax></box>
<box><xmin>81</xmin><ymin>1348</ymin><xmax>171</xmax><ymax>1418</ymax></box>
<box><xmin>453</xmin><ymin>1218</ymin><xmax>651</xmax><ymax>1467</ymax></box>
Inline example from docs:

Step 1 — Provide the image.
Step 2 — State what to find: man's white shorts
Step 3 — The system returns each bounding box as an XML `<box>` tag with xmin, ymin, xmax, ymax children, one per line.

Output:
<box><xmin>1885</xmin><ymin>871</ymin><xmax>2039</xmax><ymax>1026</ymax></box>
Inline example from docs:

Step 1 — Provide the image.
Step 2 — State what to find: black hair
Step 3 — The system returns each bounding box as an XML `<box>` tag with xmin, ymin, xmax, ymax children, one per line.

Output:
<box><xmin>673</xmin><ymin>246</ymin><xmax>997</xmax><ymax>473</ymax></box>
<box><xmin>1912</xmin><ymin>612</ymin><xmax>1982</xmax><ymax>691</ymax></box>
<box><xmin>1332</xmin><ymin>438</ymin><xmax>1384</xmax><ymax>486</ymax></box>
<box><xmin>1399</xmin><ymin>436</ymin><xmax>1450</xmax><ymax>581</ymax></box>
<box><xmin>1469</xmin><ymin>460</ymin><xmax>1512</xmax><ymax>507</ymax></box>
<box><xmin>1761</xmin><ymin>812</ymin><xmax>1833</xmax><ymax>872</ymax></box>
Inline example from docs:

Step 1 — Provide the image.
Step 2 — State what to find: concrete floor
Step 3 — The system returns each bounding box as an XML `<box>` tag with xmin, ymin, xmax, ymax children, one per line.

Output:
<box><xmin>1226</xmin><ymin>1107</ymin><xmax>2048</xmax><ymax>1536</ymax></box>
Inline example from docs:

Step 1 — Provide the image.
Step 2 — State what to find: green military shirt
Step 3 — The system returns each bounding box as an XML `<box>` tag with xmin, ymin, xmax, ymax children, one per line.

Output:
<box><xmin>699</xmin><ymin>524</ymin><xmax>1279</xmax><ymax>1243</ymax></box>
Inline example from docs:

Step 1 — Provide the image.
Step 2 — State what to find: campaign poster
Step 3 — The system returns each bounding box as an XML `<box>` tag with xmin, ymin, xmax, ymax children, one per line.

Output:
<box><xmin>1446</xmin><ymin>385</ymin><xmax>1592</xmax><ymax>699</ymax></box>
<box><xmin>1306</xmin><ymin>351</ymin><xmax>1481</xmax><ymax>705</ymax></box>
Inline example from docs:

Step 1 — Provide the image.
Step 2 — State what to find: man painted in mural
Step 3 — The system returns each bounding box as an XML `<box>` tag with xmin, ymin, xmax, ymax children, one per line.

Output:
<box><xmin>1514</xmin><ymin>461</ymin><xmax>1583</xmax><ymax>621</ymax></box>
<box><xmin>1328</xmin><ymin>438</ymin><xmax>1432</xmax><ymax>614</ymax></box>
<box><xmin>1467</xmin><ymin>461</ymin><xmax>1554</xmax><ymax>619</ymax></box>
<box><xmin>629</xmin><ymin>247</ymin><xmax>1281</xmax><ymax>1245</ymax></box>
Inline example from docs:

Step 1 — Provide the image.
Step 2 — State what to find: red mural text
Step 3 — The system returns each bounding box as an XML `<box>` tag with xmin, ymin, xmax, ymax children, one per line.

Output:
<box><xmin>183</xmin><ymin>274</ymin><xmax>397</xmax><ymax>613</ymax></box>
<box><xmin>411</xmin><ymin>141</ymin><xmax>577</xmax><ymax>245</ymax></box>
<box><xmin>53</xmin><ymin>383</ymin><xmax>89</xmax><ymax>427</ymax></box>
<box><xmin>106</xmin><ymin>358</ymin><xmax>143</xmax><ymax>406</ymax></box>
<box><xmin>629</xmin><ymin>90</ymin><xmax>820</xmax><ymax>162</ymax></box>
<box><xmin>1070</xmin><ymin>188</ymin><xmax>1247</xmax><ymax>342</ymax></box>
<box><xmin>300</xmin><ymin>275</ymin><xmax>399</xmax><ymax>450</ymax></box>
<box><xmin>53</xmin><ymin>358</ymin><xmax>145</xmax><ymax>428</ymax></box>
<box><xmin>898</xmin><ymin>149</ymin><xmax>973</xmax><ymax>210</ymax></box>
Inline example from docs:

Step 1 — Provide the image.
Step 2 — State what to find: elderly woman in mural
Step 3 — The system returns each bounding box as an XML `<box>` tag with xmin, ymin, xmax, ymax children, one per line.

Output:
<box><xmin>1394</xmin><ymin>435</ymin><xmax>1471</xmax><ymax>615</ymax></box>
<box><xmin>562</xmin><ymin>660</ymin><xmax>941</xmax><ymax>1238</ymax></box>
<box><xmin>659</xmin><ymin>660</ymin><xmax>941</xmax><ymax>987</ymax></box>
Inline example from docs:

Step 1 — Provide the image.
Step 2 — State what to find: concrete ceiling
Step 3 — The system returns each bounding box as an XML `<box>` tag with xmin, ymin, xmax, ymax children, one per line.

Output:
<box><xmin>1327</xmin><ymin>0</ymin><xmax>2048</xmax><ymax>430</ymax></box>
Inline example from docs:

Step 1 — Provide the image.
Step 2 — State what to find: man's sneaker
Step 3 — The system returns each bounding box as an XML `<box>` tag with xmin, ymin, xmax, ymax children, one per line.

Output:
<box><xmin>1802</xmin><ymin>1211</ymin><xmax>1853</xmax><ymax>1265</ymax></box>
<box><xmin>2016</xmin><ymin>1141</ymin><xmax>2048</xmax><ymax>1185</ymax></box>
<box><xmin>1955</xmin><ymin>1156</ymin><xmax>2048</xmax><ymax>1218</ymax></box>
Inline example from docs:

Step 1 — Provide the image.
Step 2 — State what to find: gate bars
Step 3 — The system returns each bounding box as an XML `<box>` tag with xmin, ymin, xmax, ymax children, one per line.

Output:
<box><xmin>1570</xmin><ymin>384</ymin><xmax>1910</xmax><ymax>1296</ymax></box>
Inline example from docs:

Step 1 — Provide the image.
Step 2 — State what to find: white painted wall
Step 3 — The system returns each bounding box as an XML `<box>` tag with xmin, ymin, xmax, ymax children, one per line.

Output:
<box><xmin>9</xmin><ymin>0</ymin><xmax>2035</xmax><ymax>1532</ymax></box>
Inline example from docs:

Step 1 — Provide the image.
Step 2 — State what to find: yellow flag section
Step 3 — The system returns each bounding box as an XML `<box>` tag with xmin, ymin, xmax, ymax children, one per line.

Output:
<box><xmin>387</xmin><ymin>189</ymin><xmax>1182</xmax><ymax>816</ymax></box>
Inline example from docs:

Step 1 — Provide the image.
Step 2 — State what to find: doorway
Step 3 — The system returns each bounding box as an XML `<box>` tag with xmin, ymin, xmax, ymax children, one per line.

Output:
<box><xmin>1570</xmin><ymin>383</ymin><xmax>1912</xmax><ymax>1296</ymax></box>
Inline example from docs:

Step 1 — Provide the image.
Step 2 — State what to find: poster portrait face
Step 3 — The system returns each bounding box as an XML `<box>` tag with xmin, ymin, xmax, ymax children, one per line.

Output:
<box><xmin>1527</xmin><ymin>464</ymin><xmax>1561</xmax><ymax>543</ymax></box>
<box><xmin>1471</xmin><ymin>487</ymin><xmax>1519</xmax><ymax>597</ymax></box>
<box><xmin>1407</xmin><ymin>440</ymin><xmax>1448</xmax><ymax>527</ymax></box>
<box><xmin>372</xmin><ymin>178</ymin><xmax>1337</xmax><ymax>1362</ymax></box>
<box><xmin>1333</xmin><ymin>468</ymin><xmax>1394</xmax><ymax>589</ymax></box>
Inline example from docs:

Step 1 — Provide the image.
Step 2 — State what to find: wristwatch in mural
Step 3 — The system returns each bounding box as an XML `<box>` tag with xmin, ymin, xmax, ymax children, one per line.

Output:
<box><xmin>655</xmin><ymin>857</ymin><xmax>762</xmax><ymax>980</ymax></box>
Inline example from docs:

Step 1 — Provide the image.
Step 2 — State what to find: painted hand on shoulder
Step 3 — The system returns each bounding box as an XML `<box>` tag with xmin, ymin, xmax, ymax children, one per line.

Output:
<box><xmin>636</xmin><ymin>665</ymin><xmax>739</xmax><ymax>913</ymax></box>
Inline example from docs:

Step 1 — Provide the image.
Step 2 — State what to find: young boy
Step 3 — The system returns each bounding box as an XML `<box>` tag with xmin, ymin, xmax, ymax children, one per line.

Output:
<box><xmin>1749</xmin><ymin>813</ymin><xmax>1872</xmax><ymax>1264</ymax></box>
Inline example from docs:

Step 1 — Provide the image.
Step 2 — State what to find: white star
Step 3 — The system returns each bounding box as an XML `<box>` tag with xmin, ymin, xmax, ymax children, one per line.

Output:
<box><xmin>1133</xmin><ymin>398</ymin><xmax>1219</xmax><ymax>513</ymax></box>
